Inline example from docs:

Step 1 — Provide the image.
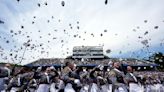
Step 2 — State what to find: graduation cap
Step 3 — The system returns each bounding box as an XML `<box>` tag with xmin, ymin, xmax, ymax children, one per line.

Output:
<box><xmin>47</xmin><ymin>20</ymin><xmax>50</xmax><ymax>23</ymax></box>
<box><xmin>141</xmin><ymin>39</ymin><xmax>148</xmax><ymax>45</ymax></box>
<box><xmin>23</xmin><ymin>43</ymin><xmax>30</xmax><ymax>47</ymax></box>
<box><xmin>61</xmin><ymin>1</ymin><xmax>65</xmax><ymax>7</ymax></box>
<box><xmin>104</xmin><ymin>29</ymin><xmax>107</xmax><ymax>32</ymax></box>
<box><xmin>137</xmin><ymin>26</ymin><xmax>140</xmax><ymax>29</ymax></box>
<box><xmin>6</xmin><ymin>40</ymin><xmax>9</xmax><ymax>43</ymax></box>
<box><xmin>144</xmin><ymin>31</ymin><xmax>148</xmax><ymax>35</ymax></box>
<box><xmin>73</xmin><ymin>35</ymin><xmax>77</xmax><ymax>38</ymax></box>
<box><xmin>154</xmin><ymin>26</ymin><xmax>159</xmax><ymax>29</ymax></box>
<box><xmin>27</xmin><ymin>36</ymin><xmax>30</xmax><ymax>38</ymax></box>
<box><xmin>0</xmin><ymin>20</ymin><xmax>4</xmax><ymax>24</ymax></box>
<box><xmin>53</xmin><ymin>29</ymin><xmax>57</xmax><ymax>32</ymax></box>
<box><xmin>21</xmin><ymin>25</ymin><xmax>24</xmax><ymax>29</ymax></box>
<box><xmin>33</xmin><ymin>16</ymin><xmax>36</xmax><ymax>19</ymax></box>
<box><xmin>14</xmin><ymin>54</ymin><xmax>17</xmax><ymax>58</ymax></box>
<box><xmin>144</xmin><ymin>20</ymin><xmax>148</xmax><ymax>23</ymax></box>
<box><xmin>138</xmin><ymin>36</ymin><xmax>142</xmax><ymax>39</ymax></box>
<box><xmin>91</xmin><ymin>33</ymin><xmax>94</xmax><ymax>37</ymax></box>
<box><xmin>105</xmin><ymin>0</ymin><xmax>108</xmax><ymax>5</ymax></box>
<box><xmin>10</xmin><ymin>53</ymin><xmax>13</xmax><ymax>56</ymax></box>
<box><xmin>77</xmin><ymin>26</ymin><xmax>80</xmax><ymax>29</ymax></box>
<box><xmin>14</xmin><ymin>33</ymin><xmax>17</xmax><ymax>35</ymax></box>
<box><xmin>119</xmin><ymin>51</ymin><xmax>122</xmax><ymax>54</ymax></box>
<box><xmin>52</xmin><ymin>37</ymin><xmax>56</xmax><ymax>39</ymax></box>
<box><xmin>160</xmin><ymin>43</ymin><xmax>163</xmax><ymax>46</ymax></box>
<box><xmin>44</xmin><ymin>2</ymin><xmax>48</xmax><ymax>6</ymax></box>
<box><xmin>18</xmin><ymin>30</ymin><xmax>22</xmax><ymax>34</ymax></box>
<box><xmin>100</xmin><ymin>33</ymin><xmax>103</xmax><ymax>36</ymax></box>
<box><xmin>30</xmin><ymin>46</ymin><xmax>34</xmax><ymax>50</ymax></box>
<box><xmin>32</xmin><ymin>21</ymin><xmax>35</xmax><ymax>24</ymax></box>
<box><xmin>132</xmin><ymin>29</ymin><xmax>136</xmax><ymax>32</ymax></box>
<box><xmin>16</xmin><ymin>0</ymin><xmax>20</xmax><ymax>2</ymax></box>
<box><xmin>106</xmin><ymin>49</ymin><xmax>111</xmax><ymax>53</ymax></box>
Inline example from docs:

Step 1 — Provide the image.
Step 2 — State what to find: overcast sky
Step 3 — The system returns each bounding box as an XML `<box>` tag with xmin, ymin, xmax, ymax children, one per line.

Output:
<box><xmin>0</xmin><ymin>0</ymin><xmax>164</xmax><ymax>65</ymax></box>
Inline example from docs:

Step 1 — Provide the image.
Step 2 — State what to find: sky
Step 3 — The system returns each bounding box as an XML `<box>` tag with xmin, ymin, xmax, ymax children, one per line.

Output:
<box><xmin>0</xmin><ymin>0</ymin><xmax>164</xmax><ymax>65</ymax></box>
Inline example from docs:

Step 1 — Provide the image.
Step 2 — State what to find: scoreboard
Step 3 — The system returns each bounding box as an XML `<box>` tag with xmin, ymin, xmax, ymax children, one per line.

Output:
<box><xmin>72</xmin><ymin>46</ymin><xmax>104</xmax><ymax>59</ymax></box>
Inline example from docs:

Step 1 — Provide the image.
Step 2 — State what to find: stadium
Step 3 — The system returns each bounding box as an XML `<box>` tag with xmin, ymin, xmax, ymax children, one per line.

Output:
<box><xmin>14</xmin><ymin>46</ymin><xmax>162</xmax><ymax>92</ymax></box>
<box><xmin>26</xmin><ymin>46</ymin><xmax>158</xmax><ymax>70</ymax></box>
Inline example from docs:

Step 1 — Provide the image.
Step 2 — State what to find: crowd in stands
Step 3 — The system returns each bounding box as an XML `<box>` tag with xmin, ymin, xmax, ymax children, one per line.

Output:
<box><xmin>28</xmin><ymin>58</ymin><xmax>156</xmax><ymax>66</ymax></box>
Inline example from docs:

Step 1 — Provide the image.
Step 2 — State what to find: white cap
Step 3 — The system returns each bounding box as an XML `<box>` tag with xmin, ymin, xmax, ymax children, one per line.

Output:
<box><xmin>50</xmin><ymin>66</ymin><xmax>55</xmax><ymax>70</ymax></box>
<box><xmin>107</xmin><ymin>69</ymin><xmax>110</xmax><ymax>72</ymax></box>
<box><xmin>36</xmin><ymin>66</ymin><xmax>42</xmax><ymax>72</ymax></box>
<box><xmin>74</xmin><ymin>79</ymin><xmax>81</xmax><ymax>86</ymax></box>
<box><xmin>84</xmin><ymin>86</ymin><xmax>89</xmax><ymax>90</ymax></box>
<box><xmin>98</xmin><ymin>64</ymin><xmax>104</xmax><ymax>70</ymax></box>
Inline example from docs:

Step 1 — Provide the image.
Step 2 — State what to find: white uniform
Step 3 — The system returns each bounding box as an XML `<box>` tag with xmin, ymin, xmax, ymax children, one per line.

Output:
<box><xmin>90</xmin><ymin>83</ymin><xmax>99</xmax><ymax>92</ymax></box>
<box><xmin>50</xmin><ymin>80</ymin><xmax>65</xmax><ymax>92</ymax></box>
<box><xmin>10</xmin><ymin>87</ymin><xmax>20</xmax><ymax>92</ymax></box>
<box><xmin>36</xmin><ymin>73</ymin><xmax>51</xmax><ymax>92</ymax></box>
<box><xmin>0</xmin><ymin>67</ymin><xmax>11</xmax><ymax>91</ymax></box>
<box><xmin>80</xmin><ymin>85</ymin><xmax>89</xmax><ymax>92</ymax></box>
<box><xmin>37</xmin><ymin>84</ymin><xmax>49</xmax><ymax>92</ymax></box>
<box><xmin>100</xmin><ymin>84</ymin><xmax>112</xmax><ymax>92</ymax></box>
<box><xmin>145</xmin><ymin>84</ymin><xmax>164</xmax><ymax>92</ymax></box>
<box><xmin>0</xmin><ymin>78</ymin><xmax>5</xmax><ymax>91</ymax></box>
<box><xmin>64</xmin><ymin>83</ymin><xmax>75</xmax><ymax>92</ymax></box>
<box><xmin>129</xmin><ymin>83</ymin><xmax>144</xmax><ymax>92</ymax></box>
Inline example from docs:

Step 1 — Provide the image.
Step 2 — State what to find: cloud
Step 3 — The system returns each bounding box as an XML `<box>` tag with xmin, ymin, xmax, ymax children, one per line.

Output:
<box><xmin>0</xmin><ymin>0</ymin><xmax>164</xmax><ymax>65</ymax></box>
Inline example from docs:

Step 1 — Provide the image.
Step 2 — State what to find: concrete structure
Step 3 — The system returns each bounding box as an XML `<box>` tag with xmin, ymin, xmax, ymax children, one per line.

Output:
<box><xmin>72</xmin><ymin>46</ymin><xmax>104</xmax><ymax>59</ymax></box>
